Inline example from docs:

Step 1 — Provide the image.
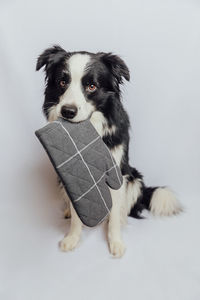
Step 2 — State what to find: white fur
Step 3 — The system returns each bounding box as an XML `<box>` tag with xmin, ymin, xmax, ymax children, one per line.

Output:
<box><xmin>59</xmin><ymin>182</ymin><xmax>71</xmax><ymax>218</ymax></box>
<box><xmin>111</xmin><ymin>144</ymin><xmax>124</xmax><ymax>166</ymax></box>
<box><xmin>108</xmin><ymin>183</ymin><xmax>126</xmax><ymax>257</ymax></box>
<box><xmin>150</xmin><ymin>187</ymin><xmax>182</xmax><ymax>216</ymax></box>
<box><xmin>48</xmin><ymin>105</ymin><xmax>59</xmax><ymax>122</ymax></box>
<box><xmin>60</xmin><ymin>202</ymin><xmax>82</xmax><ymax>251</ymax></box>
<box><xmin>107</xmin><ymin>144</ymin><xmax>127</xmax><ymax>257</ymax></box>
<box><xmin>90</xmin><ymin>111</ymin><xmax>116</xmax><ymax>137</ymax></box>
<box><xmin>126</xmin><ymin>178</ymin><xmax>142</xmax><ymax>215</ymax></box>
<box><xmin>59</xmin><ymin>181</ymin><xmax>82</xmax><ymax>251</ymax></box>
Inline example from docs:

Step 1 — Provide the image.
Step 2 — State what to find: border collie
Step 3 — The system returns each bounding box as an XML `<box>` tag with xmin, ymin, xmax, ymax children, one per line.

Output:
<box><xmin>36</xmin><ymin>45</ymin><xmax>182</xmax><ymax>257</ymax></box>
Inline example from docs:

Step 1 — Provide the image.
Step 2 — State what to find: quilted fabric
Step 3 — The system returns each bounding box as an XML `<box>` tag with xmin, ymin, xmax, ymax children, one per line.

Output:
<box><xmin>35</xmin><ymin>117</ymin><xmax>123</xmax><ymax>227</ymax></box>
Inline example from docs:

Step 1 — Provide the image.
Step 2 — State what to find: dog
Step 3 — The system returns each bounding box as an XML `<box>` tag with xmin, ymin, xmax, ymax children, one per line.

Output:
<box><xmin>36</xmin><ymin>45</ymin><xmax>182</xmax><ymax>257</ymax></box>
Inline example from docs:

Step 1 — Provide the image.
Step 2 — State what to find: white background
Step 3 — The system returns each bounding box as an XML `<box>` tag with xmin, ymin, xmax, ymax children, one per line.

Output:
<box><xmin>0</xmin><ymin>0</ymin><xmax>200</xmax><ymax>299</ymax></box>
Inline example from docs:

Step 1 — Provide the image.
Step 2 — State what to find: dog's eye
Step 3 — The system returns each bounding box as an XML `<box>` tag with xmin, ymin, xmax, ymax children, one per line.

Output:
<box><xmin>86</xmin><ymin>84</ymin><xmax>97</xmax><ymax>92</ymax></box>
<box><xmin>60</xmin><ymin>80</ymin><xmax>67</xmax><ymax>88</ymax></box>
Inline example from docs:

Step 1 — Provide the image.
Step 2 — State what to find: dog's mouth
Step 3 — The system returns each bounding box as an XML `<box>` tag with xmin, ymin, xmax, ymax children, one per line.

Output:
<box><xmin>59</xmin><ymin>111</ymin><xmax>94</xmax><ymax>124</ymax></box>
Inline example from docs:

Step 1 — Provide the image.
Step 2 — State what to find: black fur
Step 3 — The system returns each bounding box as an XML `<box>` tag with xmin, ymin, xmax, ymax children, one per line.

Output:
<box><xmin>36</xmin><ymin>45</ymin><xmax>156</xmax><ymax>218</ymax></box>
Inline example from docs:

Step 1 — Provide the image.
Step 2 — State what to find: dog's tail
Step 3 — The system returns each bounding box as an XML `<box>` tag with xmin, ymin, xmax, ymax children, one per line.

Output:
<box><xmin>127</xmin><ymin>167</ymin><xmax>182</xmax><ymax>218</ymax></box>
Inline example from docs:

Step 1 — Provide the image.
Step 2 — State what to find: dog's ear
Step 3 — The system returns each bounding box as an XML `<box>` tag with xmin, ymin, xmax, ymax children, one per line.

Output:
<box><xmin>99</xmin><ymin>53</ymin><xmax>130</xmax><ymax>84</ymax></box>
<box><xmin>36</xmin><ymin>45</ymin><xmax>67</xmax><ymax>74</ymax></box>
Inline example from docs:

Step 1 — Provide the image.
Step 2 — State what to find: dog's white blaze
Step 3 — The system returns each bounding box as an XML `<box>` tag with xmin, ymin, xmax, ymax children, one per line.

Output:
<box><xmin>68</xmin><ymin>54</ymin><xmax>90</xmax><ymax>81</ymax></box>
<box><xmin>59</xmin><ymin>53</ymin><xmax>94</xmax><ymax>122</ymax></box>
<box><xmin>150</xmin><ymin>187</ymin><xmax>182</xmax><ymax>216</ymax></box>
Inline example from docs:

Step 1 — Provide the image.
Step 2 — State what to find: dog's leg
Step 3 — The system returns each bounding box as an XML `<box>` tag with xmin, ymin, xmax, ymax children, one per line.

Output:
<box><xmin>59</xmin><ymin>182</ymin><xmax>71</xmax><ymax>218</ymax></box>
<box><xmin>60</xmin><ymin>202</ymin><xmax>82</xmax><ymax>251</ymax></box>
<box><xmin>108</xmin><ymin>181</ymin><xmax>126</xmax><ymax>258</ymax></box>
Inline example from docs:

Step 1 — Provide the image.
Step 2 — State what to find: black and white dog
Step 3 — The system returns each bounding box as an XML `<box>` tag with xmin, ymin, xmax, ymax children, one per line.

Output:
<box><xmin>36</xmin><ymin>45</ymin><xmax>182</xmax><ymax>257</ymax></box>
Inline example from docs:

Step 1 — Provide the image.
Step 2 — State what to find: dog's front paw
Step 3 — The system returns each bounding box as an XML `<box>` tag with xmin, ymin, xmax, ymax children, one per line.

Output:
<box><xmin>60</xmin><ymin>235</ymin><xmax>80</xmax><ymax>252</ymax></box>
<box><xmin>109</xmin><ymin>240</ymin><xmax>126</xmax><ymax>258</ymax></box>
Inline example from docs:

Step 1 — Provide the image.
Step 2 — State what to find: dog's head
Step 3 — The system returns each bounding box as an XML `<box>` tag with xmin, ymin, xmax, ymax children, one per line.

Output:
<box><xmin>36</xmin><ymin>45</ymin><xmax>130</xmax><ymax>122</ymax></box>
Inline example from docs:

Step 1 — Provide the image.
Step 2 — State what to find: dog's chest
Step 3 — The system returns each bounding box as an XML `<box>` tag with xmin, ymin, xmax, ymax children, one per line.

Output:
<box><xmin>90</xmin><ymin>111</ymin><xmax>123</xmax><ymax>167</ymax></box>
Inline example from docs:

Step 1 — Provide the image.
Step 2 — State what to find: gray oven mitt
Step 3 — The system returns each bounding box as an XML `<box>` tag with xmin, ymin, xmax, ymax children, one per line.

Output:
<box><xmin>35</xmin><ymin>117</ymin><xmax>123</xmax><ymax>227</ymax></box>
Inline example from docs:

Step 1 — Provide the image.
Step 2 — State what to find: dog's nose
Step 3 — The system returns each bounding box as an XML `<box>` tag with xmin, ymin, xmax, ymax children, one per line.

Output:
<box><xmin>61</xmin><ymin>105</ymin><xmax>78</xmax><ymax>119</ymax></box>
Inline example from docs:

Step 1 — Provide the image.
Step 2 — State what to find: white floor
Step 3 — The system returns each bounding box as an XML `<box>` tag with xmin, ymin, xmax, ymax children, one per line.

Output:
<box><xmin>0</xmin><ymin>0</ymin><xmax>200</xmax><ymax>299</ymax></box>
<box><xmin>1</xmin><ymin>153</ymin><xmax>199</xmax><ymax>300</ymax></box>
